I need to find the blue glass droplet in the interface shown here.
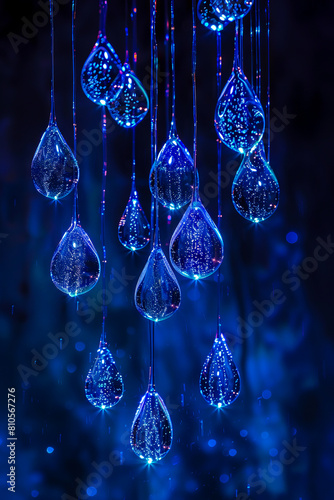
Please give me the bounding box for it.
[118,183,150,251]
[85,340,124,409]
[107,63,149,128]
[81,37,121,105]
[212,0,254,22]
[31,123,79,200]
[200,333,241,407]
[169,194,224,280]
[214,62,265,154]
[135,245,181,322]
[231,141,279,222]
[149,127,196,210]
[50,220,100,297]
[198,0,230,31]
[130,388,173,463]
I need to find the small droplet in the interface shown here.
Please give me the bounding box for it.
[31,123,79,200]
[200,332,241,407]
[118,183,150,251]
[214,60,264,154]
[130,388,173,463]
[212,0,254,22]
[197,0,230,31]
[150,127,196,210]
[107,63,149,128]
[81,34,121,105]
[169,193,223,280]
[85,339,124,409]
[50,220,100,297]
[135,245,181,322]
[231,141,279,222]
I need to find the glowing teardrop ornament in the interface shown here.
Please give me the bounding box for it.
[50,219,100,297]
[118,181,150,251]
[130,387,173,463]
[214,59,265,154]
[212,0,254,22]
[149,125,196,210]
[85,337,124,409]
[134,244,181,322]
[107,63,149,128]
[197,0,230,32]
[169,191,224,280]
[31,122,79,200]
[200,332,241,407]
[232,141,279,222]
[81,0,121,105]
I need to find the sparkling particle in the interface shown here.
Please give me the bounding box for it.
[229,448,237,456]
[208,439,217,448]
[269,448,278,457]
[75,342,86,352]
[87,486,97,497]
[261,432,269,439]
[219,474,229,484]
[286,231,298,244]
[240,429,248,437]
[46,447,54,454]
[262,389,272,400]
[31,491,39,498]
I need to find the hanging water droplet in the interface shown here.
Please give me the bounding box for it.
[232,141,279,222]
[107,63,149,128]
[169,192,224,280]
[31,123,79,200]
[130,388,173,463]
[212,0,254,22]
[135,245,181,322]
[149,126,196,210]
[81,0,121,105]
[85,338,124,409]
[214,61,265,154]
[197,0,230,32]
[200,332,241,407]
[50,220,100,297]
[118,183,150,251]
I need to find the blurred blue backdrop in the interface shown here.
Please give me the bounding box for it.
[0,0,333,499]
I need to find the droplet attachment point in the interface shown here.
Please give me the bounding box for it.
[50,221,100,297]
[130,389,173,463]
[31,123,79,200]
[200,332,241,407]
[85,340,124,409]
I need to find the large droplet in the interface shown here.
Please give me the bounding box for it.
[50,220,100,297]
[31,122,79,200]
[107,63,149,128]
[214,61,265,154]
[200,332,241,407]
[85,338,124,409]
[130,388,173,463]
[149,126,196,210]
[197,0,230,31]
[169,193,224,280]
[81,35,121,105]
[118,182,150,251]
[135,245,181,322]
[232,141,279,222]
[212,0,254,21]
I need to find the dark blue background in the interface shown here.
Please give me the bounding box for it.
[0,0,333,499]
